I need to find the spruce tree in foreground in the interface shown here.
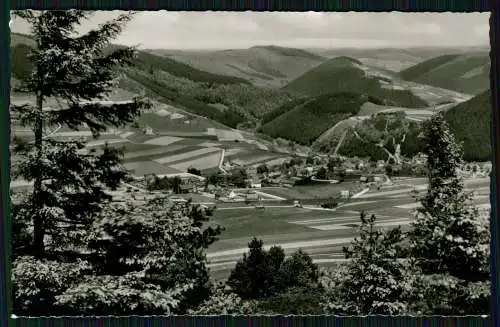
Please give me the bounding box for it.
[323,212,415,315]
[11,10,150,257]
[407,112,490,313]
[409,113,489,279]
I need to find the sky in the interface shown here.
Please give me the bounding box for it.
[10,11,490,50]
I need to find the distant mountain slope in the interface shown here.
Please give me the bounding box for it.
[282,56,428,108]
[399,53,490,95]
[148,45,326,87]
[259,92,380,145]
[10,33,297,129]
[133,51,250,85]
[444,90,491,162]
[306,47,490,72]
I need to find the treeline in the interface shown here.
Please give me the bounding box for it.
[323,100,491,164]
[11,11,222,316]
[10,12,491,317]
[261,97,310,125]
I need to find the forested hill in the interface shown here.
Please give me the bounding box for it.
[10,33,300,129]
[399,53,490,95]
[443,90,491,162]
[282,56,428,109]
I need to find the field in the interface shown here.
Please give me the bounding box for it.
[11,127,295,183]
[260,183,358,200]
[205,177,491,280]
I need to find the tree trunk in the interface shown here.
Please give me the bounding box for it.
[32,91,45,257]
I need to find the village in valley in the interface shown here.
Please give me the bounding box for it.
[10,80,493,281]
[8,10,494,316]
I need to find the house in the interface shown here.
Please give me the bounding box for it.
[165,172,206,183]
[179,184,194,194]
[143,125,154,135]
[340,190,350,199]
[413,153,428,165]
[343,161,357,170]
[361,174,386,184]
[250,180,262,188]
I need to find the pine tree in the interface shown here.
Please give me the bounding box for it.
[407,113,490,314]
[408,113,490,281]
[11,10,150,257]
[324,212,415,315]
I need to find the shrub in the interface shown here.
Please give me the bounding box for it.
[321,199,338,209]
[189,283,257,315]
[256,287,325,315]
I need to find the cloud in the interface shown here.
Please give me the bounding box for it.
[10,11,489,49]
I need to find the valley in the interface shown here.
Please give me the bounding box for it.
[9,32,493,280]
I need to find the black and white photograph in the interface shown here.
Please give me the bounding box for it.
[9,10,492,316]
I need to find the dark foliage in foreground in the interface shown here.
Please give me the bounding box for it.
[227,238,319,300]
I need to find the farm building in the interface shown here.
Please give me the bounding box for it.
[360,174,387,184]
[411,153,428,165]
[179,184,195,194]
[143,125,154,135]
[250,182,262,188]
[165,172,206,183]
[340,190,351,199]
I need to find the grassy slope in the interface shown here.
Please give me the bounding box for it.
[399,53,490,95]
[259,92,377,145]
[444,90,491,162]
[282,56,428,108]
